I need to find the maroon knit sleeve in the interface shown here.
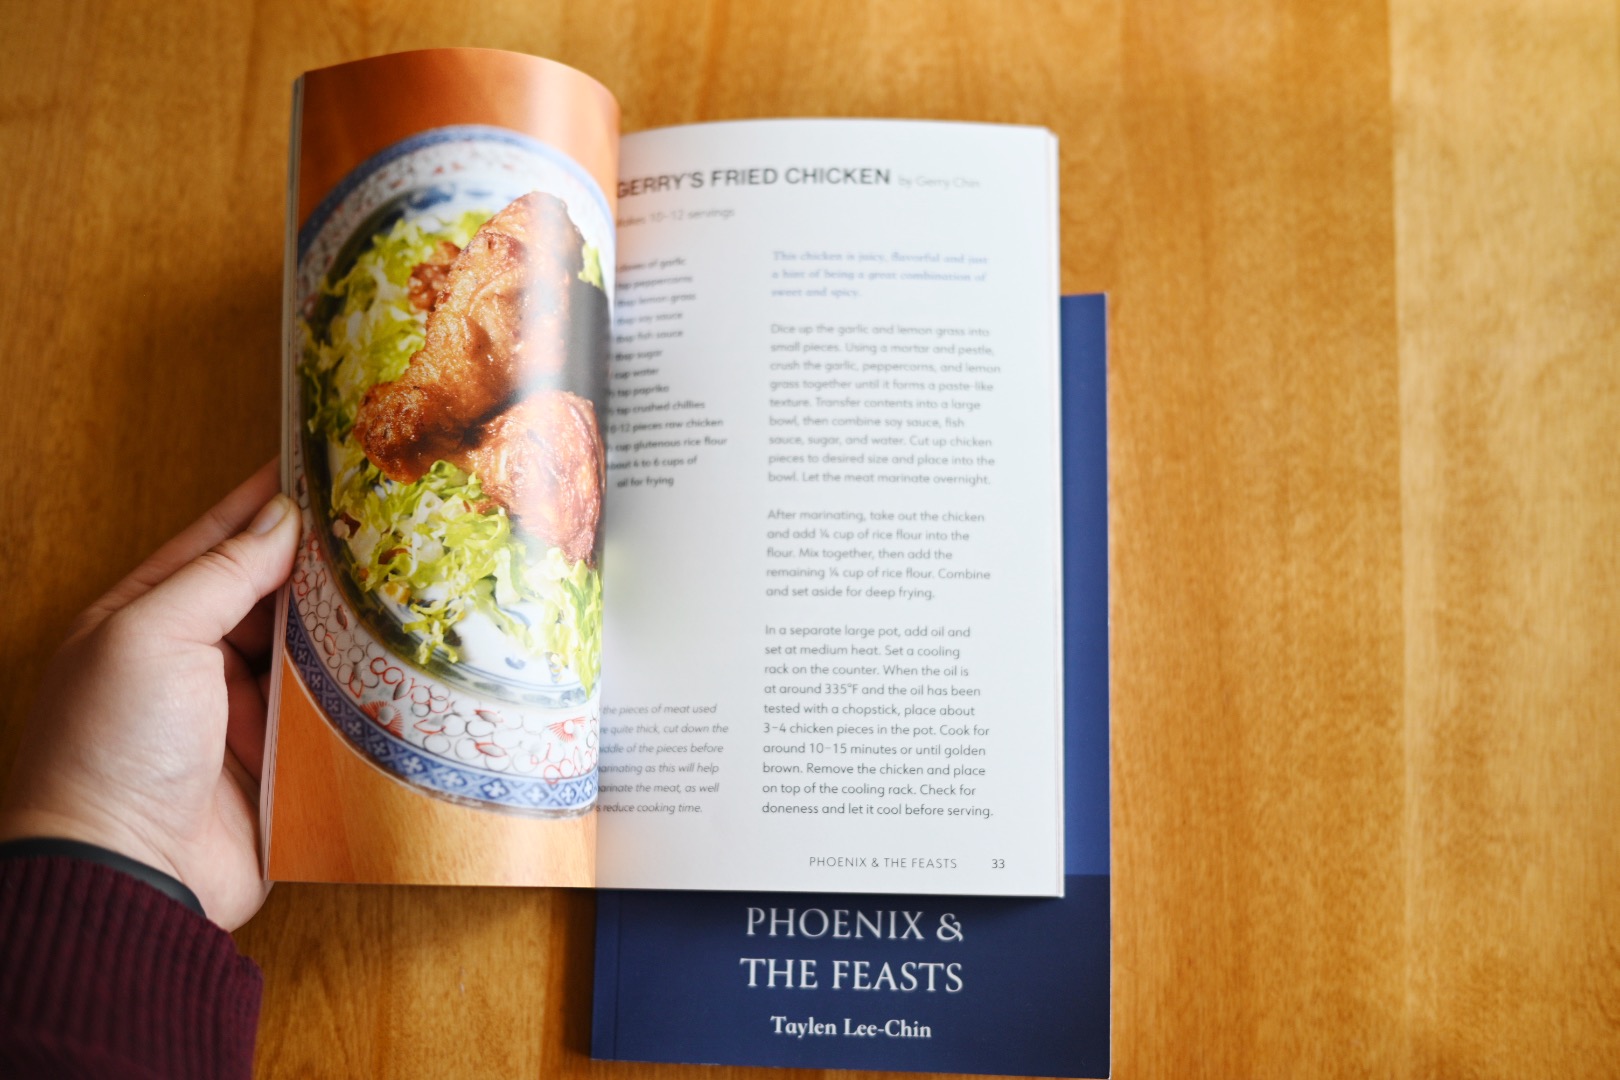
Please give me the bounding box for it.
[0,855,262,1079]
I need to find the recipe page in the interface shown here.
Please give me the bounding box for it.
[597,120,1063,896]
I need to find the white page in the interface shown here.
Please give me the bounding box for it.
[596,120,1062,896]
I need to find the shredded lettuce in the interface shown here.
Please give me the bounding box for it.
[302,211,489,442]
[579,244,604,289]
[301,211,603,694]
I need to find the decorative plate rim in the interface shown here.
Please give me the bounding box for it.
[296,123,613,261]
[285,598,597,815]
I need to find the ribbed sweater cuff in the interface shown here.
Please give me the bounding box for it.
[0,855,262,1079]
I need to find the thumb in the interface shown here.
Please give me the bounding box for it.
[125,493,301,647]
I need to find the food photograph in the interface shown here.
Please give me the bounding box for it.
[284,125,613,816]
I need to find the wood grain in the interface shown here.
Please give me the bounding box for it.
[1,1,1616,1077]
[1392,2,1620,1072]
[1108,2,1407,1074]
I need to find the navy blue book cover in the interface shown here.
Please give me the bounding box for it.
[591,294,1109,1078]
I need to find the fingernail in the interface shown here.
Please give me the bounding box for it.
[248,493,294,535]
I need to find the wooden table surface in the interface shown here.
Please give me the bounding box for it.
[3,1,1617,1076]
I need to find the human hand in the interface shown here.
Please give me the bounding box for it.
[0,462,299,930]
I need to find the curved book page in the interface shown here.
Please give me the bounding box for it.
[264,49,618,887]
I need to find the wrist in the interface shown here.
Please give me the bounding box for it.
[0,804,186,890]
[0,836,206,918]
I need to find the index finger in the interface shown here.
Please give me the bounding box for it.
[74,460,283,632]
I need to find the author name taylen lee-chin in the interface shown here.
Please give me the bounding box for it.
[771,1016,933,1039]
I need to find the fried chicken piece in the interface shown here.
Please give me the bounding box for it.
[449,391,604,564]
[353,192,587,482]
[406,240,460,311]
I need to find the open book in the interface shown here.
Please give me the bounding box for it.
[265,48,1064,896]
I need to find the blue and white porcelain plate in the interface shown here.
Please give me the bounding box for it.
[285,126,609,815]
